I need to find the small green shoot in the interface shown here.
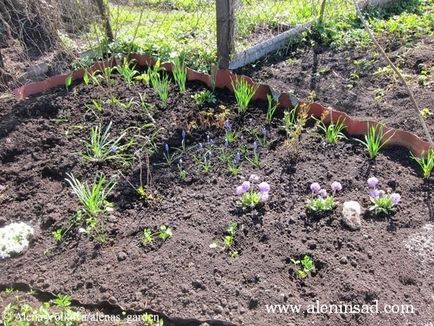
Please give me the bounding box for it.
[291,255,315,279]
[210,222,238,257]
[142,225,173,244]
[232,78,257,114]
[411,149,434,179]
[192,90,216,106]
[172,56,187,93]
[316,117,347,144]
[355,124,394,159]
[266,94,278,124]
[115,58,139,87]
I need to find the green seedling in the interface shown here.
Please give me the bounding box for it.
[142,225,173,244]
[82,122,131,163]
[115,58,139,86]
[411,149,434,179]
[210,222,238,258]
[266,94,278,124]
[316,118,347,144]
[192,90,216,106]
[172,56,187,93]
[291,255,315,279]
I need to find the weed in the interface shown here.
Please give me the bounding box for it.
[210,222,239,258]
[266,94,278,124]
[142,225,173,244]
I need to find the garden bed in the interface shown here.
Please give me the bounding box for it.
[0,62,433,326]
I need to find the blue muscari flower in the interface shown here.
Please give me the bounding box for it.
[224,119,232,131]
[198,143,203,151]
[181,129,186,141]
[261,127,267,137]
[224,138,229,148]
[179,158,183,166]
[234,152,241,164]
[110,145,117,153]
[253,141,258,153]
[164,143,169,153]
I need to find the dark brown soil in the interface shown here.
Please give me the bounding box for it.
[236,37,434,140]
[0,67,433,326]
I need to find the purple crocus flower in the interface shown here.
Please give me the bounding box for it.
[318,189,327,198]
[258,182,270,193]
[367,177,379,189]
[236,186,245,195]
[370,189,380,199]
[241,181,250,192]
[164,143,169,153]
[260,191,269,203]
[331,181,342,193]
[390,193,401,205]
[310,182,321,193]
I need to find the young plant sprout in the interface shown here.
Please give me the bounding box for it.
[246,141,261,168]
[316,117,347,144]
[356,124,394,159]
[162,143,178,165]
[192,90,216,106]
[224,120,238,143]
[367,177,401,215]
[306,181,342,213]
[266,94,278,124]
[82,122,131,164]
[114,58,139,87]
[142,225,173,244]
[177,159,187,180]
[148,63,170,105]
[232,78,257,114]
[65,173,116,218]
[218,139,232,163]
[227,152,241,176]
[210,222,238,258]
[236,175,270,209]
[281,108,298,138]
[411,149,434,179]
[172,56,187,93]
[291,255,315,279]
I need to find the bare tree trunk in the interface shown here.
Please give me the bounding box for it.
[93,0,114,42]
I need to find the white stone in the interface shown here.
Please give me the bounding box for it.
[341,201,362,230]
[0,222,34,259]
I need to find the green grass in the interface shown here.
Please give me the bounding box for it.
[74,0,434,70]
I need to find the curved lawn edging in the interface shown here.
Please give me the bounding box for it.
[12,53,432,157]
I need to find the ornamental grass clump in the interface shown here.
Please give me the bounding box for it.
[367,177,401,215]
[232,78,257,114]
[236,175,270,209]
[306,181,342,213]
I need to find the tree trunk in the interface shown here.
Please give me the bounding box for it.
[93,0,114,42]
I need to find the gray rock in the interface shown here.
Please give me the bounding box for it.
[341,201,362,230]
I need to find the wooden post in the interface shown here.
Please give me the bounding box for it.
[94,0,114,43]
[216,0,234,69]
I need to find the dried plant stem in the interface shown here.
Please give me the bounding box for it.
[351,0,433,147]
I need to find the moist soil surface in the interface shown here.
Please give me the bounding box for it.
[0,65,433,326]
[236,37,434,139]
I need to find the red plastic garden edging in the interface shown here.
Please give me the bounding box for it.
[12,53,432,157]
